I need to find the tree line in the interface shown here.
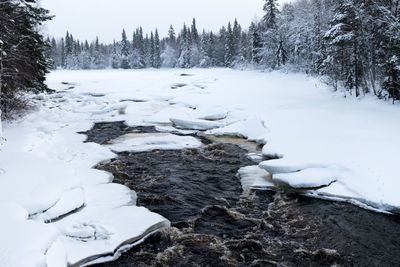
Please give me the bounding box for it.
[48,0,400,102]
[47,18,249,70]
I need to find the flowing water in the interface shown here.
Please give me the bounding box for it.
[80,121,400,267]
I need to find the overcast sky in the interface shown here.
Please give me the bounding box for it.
[41,0,292,43]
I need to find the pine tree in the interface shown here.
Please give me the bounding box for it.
[92,36,102,68]
[120,29,131,69]
[154,29,161,68]
[168,25,177,48]
[383,55,400,103]
[111,40,120,69]
[262,0,281,68]
[250,22,263,64]
[233,19,242,59]
[149,32,155,67]
[225,22,235,67]
[324,0,363,95]
[263,0,279,30]
[178,24,191,68]
[161,26,178,67]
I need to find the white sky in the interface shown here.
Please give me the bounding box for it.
[41,0,292,43]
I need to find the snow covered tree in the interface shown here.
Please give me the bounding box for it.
[324,0,363,95]
[263,0,279,30]
[224,22,235,67]
[153,30,161,68]
[120,29,131,69]
[111,41,120,69]
[162,25,178,67]
[232,19,243,61]
[0,0,52,117]
[383,56,400,103]
[250,22,263,64]
[178,24,192,68]
[261,0,281,68]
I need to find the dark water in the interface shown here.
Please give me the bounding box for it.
[80,122,400,267]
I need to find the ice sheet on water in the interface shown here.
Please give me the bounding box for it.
[107,132,203,153]
[272,168,338,189]
[259,158,328,174]
[207,117,268,144]
[170,117,222,131]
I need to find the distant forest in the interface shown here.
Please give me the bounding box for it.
[47,0,400,102]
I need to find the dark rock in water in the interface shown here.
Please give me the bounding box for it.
[83,121,400,267]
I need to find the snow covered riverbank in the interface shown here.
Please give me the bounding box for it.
[1,68,399,266]
[47,68,400,211]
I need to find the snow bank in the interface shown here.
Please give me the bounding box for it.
[0,89,169,266]
[43,69,400,213]
[2,67,392,266]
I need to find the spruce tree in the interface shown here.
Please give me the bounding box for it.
[263,0,279,30]
[154,30,161,68]
[111,40,120,69]
[383,56,400,103]
[225,22,235,67]
[120,29,131,69]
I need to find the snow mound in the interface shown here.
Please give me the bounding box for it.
[107,133,202,152]
[238,166,273,191]
[272,168,338,189]
[170,117,222,131]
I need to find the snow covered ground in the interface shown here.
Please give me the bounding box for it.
[1,68,400,266]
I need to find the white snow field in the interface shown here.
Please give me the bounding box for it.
[1,68,400,266]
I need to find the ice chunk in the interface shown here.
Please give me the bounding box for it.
[170,118,222,131]
[32,188,85,223]
[55,206,169,266]
[107,133,202,152]
[207,117,268,143]
[273,168,337,189]
[238,166,273,191]
[259,158,328,174]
